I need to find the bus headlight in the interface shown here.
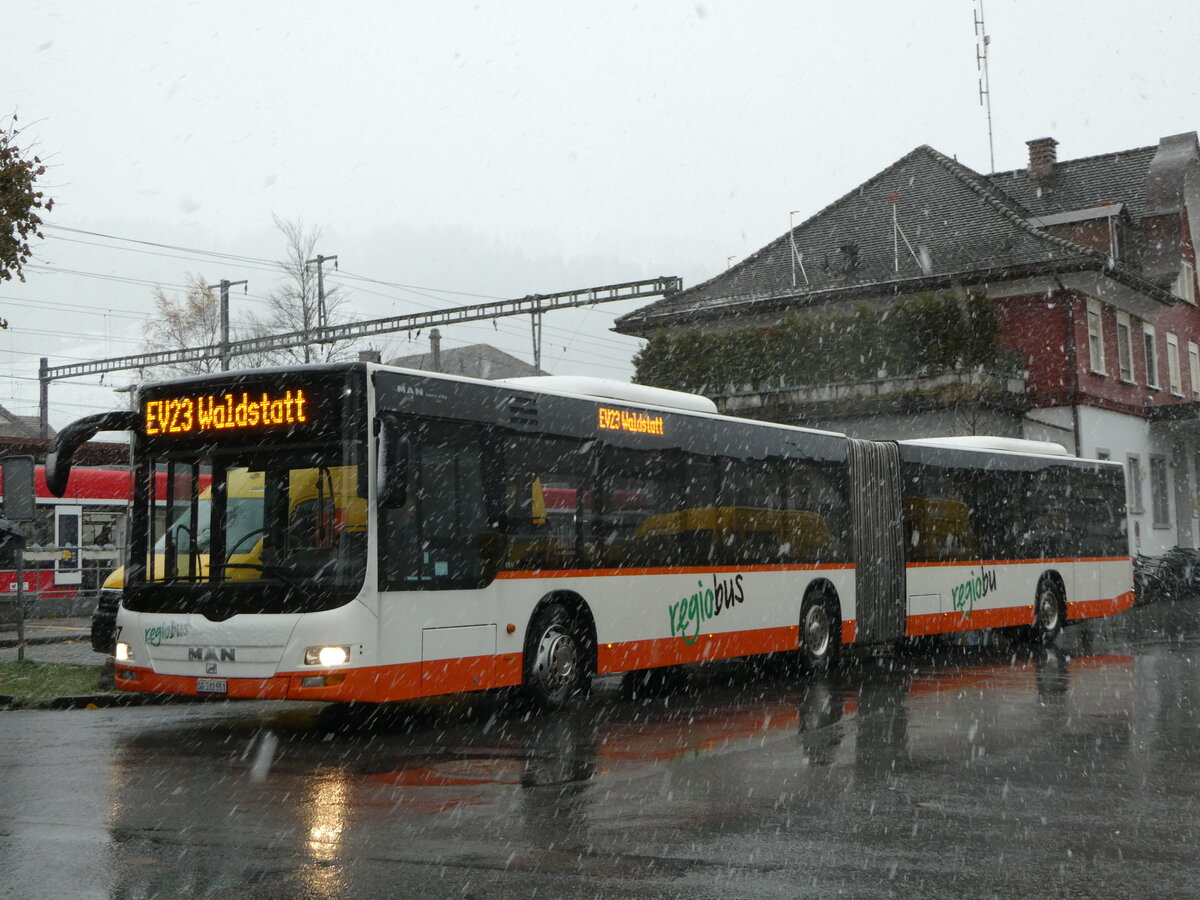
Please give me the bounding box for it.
[305,645,350,667]
[115,642,134,662]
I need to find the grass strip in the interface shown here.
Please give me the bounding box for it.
[0,660,112,703]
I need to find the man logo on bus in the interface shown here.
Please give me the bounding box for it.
[188,646,236,663]
[669,574,746,644]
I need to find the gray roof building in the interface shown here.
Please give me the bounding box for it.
[0,403,52,441]
[615,136,1195,336]
[388,337,540,380]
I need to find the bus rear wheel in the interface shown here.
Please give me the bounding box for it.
[524,604,590,710]
[1031,581,1064,647]
[799,593,840,672]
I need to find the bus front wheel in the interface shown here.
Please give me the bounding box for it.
[799,593,840,672]
[1031,581,1064,647]
[524,604,589,710]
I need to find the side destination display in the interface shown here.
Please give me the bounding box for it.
[598,406,665,436]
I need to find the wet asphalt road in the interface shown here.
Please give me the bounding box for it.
[3,601,1200,899]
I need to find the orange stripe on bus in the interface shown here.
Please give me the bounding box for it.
[596,625,800,673]
[115,652,524,704]
[905,556,1131,568]
[1068,591,1135,619]
[496,563,852,580]
[906,607,1033,636]
[496,558,1128,579]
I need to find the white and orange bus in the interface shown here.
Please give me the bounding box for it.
[46,362,1132,707]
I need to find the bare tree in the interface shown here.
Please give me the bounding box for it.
[143,273,266,375]
[250,216,360,364]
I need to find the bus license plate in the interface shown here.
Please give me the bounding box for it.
[197,678,228,694]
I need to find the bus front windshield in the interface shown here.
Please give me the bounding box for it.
[128,444,366,616]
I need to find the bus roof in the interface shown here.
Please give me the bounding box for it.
[498,375,718,414]
[900,436,1073,458]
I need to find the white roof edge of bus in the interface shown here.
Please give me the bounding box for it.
[900,436,1074,457]
[370,363,846,436]
[496,375,719,414]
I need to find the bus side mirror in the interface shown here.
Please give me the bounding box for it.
[45,410,139,497]
[377,418,409,508]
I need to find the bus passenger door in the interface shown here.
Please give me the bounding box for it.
[848,440,904,644]
[378,420,493,591]
[54,504,83,587]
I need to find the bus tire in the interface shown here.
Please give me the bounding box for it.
[1031,579,1065,647]
[799,591,840,673]
[524,603,589,710]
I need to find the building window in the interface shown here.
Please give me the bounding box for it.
[1144,324,1160,388]
[1176,259,1196,304]
[1150,455,1170,527]
[1096,449,1111,461]
[1190,341,1200,399]
[1087,300,1106,375]
[1168,333,1183,395]
[1116,312,1134,382]
[1128,454,1144,514]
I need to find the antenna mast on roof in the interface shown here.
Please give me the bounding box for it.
[883,194,922,273]
[788,210,809,288]
[974,0,995,173]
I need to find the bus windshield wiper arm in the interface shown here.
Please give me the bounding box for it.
[222,562,302,589]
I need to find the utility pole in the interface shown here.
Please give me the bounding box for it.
[208,279,248,372]
[306,254,338,331]
[38,357,49,438]
[530,311,543,373]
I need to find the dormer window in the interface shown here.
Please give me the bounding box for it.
[1175,258,1196,304]
[839,244,859,273]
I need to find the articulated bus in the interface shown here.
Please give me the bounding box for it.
[46,362,1133,708]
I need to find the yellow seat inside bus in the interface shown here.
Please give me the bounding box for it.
[632,506,834,565]
[108,466,365,587]
[903,496,979,562]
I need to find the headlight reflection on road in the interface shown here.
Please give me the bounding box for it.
[303,769,351,892]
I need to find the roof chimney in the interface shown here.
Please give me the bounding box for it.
[429,328,441,372]
[1026,137,1058,180]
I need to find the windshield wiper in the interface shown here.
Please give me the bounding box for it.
[223,562,303,589]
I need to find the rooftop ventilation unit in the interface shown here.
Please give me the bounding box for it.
[498,376,718,414]
[900,436,1072,457]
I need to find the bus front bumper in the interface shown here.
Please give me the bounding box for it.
[113,664,399,702]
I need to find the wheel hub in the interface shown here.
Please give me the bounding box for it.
[804,605,830,657]
[1037,590,1060,631]
[534,626,577,695]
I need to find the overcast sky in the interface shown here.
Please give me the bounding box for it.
[4,0,1198,428]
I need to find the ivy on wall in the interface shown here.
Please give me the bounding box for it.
[633,289,1005,395]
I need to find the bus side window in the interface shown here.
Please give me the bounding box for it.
[500,434,590,571]
[785,461,846,563]
[591,447,688,568]
[378,422,492,590]
[902,464,978,563]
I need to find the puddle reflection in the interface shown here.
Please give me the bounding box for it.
[100,645,1141,896]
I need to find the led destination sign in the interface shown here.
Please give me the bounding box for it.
[144,389,310,437]
[598,406,665,436]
